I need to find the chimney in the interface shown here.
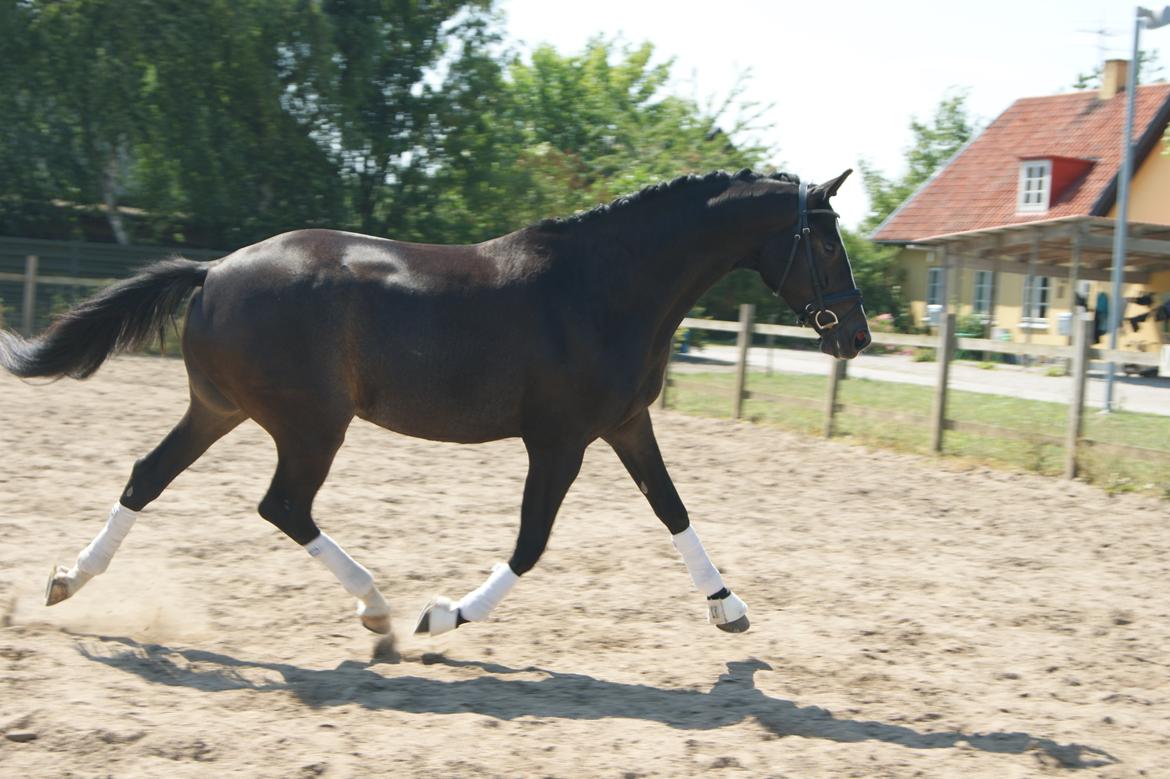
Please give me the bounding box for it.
[1100,59,1129,100]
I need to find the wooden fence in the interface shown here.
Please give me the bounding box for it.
[661,304,1168,480]
[0,240,222,335]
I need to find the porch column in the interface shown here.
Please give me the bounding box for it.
[1066,227,1084,347]
[1021,234,1040,361]
[951,250,965,314]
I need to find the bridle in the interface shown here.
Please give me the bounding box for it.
[774,179,864,333]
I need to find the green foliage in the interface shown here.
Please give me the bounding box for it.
[955,313,988,338]
[1,3,772,252]
[418,37,771,242]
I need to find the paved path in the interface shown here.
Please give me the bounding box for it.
[682,344,1170,417]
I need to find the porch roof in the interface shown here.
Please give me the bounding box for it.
[903,216,1170,283]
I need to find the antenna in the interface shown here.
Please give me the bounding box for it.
[1078,25,1120,66]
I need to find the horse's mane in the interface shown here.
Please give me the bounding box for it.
[536,169,798,231]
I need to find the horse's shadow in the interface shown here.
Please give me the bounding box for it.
[76,635,1114,769]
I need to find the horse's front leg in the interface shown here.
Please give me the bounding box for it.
[415,439,585,636]
[604,409,749,633]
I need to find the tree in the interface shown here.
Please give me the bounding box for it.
[130,0,347,247]
[0,1,158,243]
[1,4,772,259]
[0,0,483,247]
[413,37,772,244]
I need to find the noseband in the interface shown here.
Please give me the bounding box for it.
[774,180,863,333]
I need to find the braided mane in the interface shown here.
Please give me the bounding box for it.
[537,169,798,230]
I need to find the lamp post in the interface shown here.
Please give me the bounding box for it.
[1105,5,1170,412]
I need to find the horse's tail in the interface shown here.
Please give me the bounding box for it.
[0,257,212,380]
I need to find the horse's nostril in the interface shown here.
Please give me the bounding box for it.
[855,329,871,350]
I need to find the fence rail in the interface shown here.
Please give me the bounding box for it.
[0,240,223,336]
[671,306,1170,481]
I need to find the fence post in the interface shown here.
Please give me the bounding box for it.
[21,254,38,336]
[929,312,956,453]
[765,328,775,375]
[823,358,845,437]
[732,303,755,419]
[1064,313,1094,479]
[657,348,671,410]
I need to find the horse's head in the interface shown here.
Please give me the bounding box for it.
[757,170,870,359]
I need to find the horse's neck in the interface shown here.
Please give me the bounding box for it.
[600,202,769,335]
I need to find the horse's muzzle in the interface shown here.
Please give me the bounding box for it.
[819,323,871,360]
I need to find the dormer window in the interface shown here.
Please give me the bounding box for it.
[1017,160,1052,212]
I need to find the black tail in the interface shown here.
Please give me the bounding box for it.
[0,257,211,379]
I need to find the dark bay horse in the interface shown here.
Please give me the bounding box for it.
[0,169,869,637]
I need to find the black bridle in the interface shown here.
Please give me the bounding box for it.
[775,179,863,333]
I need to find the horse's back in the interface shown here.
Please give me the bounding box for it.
[181,228,571,443]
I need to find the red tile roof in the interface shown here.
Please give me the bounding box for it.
[872,84,1170,243]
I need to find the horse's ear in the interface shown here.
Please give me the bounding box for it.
[817,169,853,200]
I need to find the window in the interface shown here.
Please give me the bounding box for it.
[1017,160,1052,213]
[973,270,994,316]
[1023,276,1050,325]
[927,266,946,306]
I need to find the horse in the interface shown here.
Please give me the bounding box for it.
[0,169,869,638]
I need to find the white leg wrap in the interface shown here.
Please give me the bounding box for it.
[456,562,519,622]
[304,532,375,599]
[76,503,138,576]
[671,526,725,598]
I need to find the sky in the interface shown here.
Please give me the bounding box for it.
[498,0,1163,228]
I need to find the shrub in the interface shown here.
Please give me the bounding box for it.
[955,313,989,338]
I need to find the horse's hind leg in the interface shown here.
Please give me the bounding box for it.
[604,409,749,633]
[46,397,245,605]
[255,420,392,635]
[415,438,585,637]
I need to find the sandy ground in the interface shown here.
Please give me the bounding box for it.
[1,355,1168,778]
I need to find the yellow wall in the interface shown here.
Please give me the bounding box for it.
[896,248,930,326]
[1112,144,1170,226]
[896,247,1079,345]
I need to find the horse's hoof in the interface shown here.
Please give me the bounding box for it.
[707,590,748,632]
[45,565,73,606]
[414,597,459,637]
[716,615,751,633]
[361,613,391,635]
